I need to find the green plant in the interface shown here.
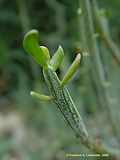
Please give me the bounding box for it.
[23,29,88,142]
[78,0,120,143]
[23,29,120,159]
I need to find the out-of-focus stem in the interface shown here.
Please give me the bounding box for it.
[92,0,120,65]
[92,0,120,143]
[45,0,66,37]
[82,138,120,160]
[16,0,30,33]
[79,0,119,142]
[78,0,106,110]
[16,0,41,81]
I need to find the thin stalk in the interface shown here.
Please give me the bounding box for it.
[79,0,119,143]
[16,0,40,80]
[16,0,30,33]
[81,138,120,160]
[45,0,66,37]
[92,0,120,143]
[92,0,120,65]
[77,1,106,111]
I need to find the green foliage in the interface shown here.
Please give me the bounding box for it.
[23,29,50,68]
[50,45,64,71]
[23,29,88,142]
[0,0,120,159]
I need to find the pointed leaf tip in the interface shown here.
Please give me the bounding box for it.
[76,53,81,62]
[61,53,81,86]
[50,45,64,71]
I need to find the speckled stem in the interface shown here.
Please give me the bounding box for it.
[43,67,88,142]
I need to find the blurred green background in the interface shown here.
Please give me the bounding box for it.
[0,0,120,159]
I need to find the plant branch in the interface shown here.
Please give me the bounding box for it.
[92,0,120,65]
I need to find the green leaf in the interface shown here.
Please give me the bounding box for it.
[50,45,64,71]
[23,29,50,68]
[30,91,53,101]
[61,54,81,86]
